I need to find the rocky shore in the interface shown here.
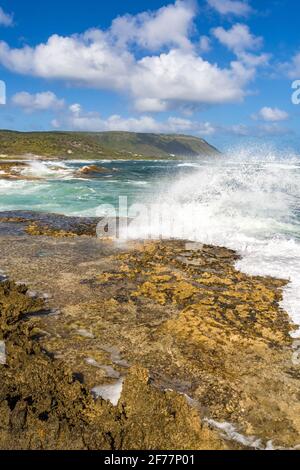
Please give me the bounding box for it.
[0,212,300,450]
[0,160,116,182]
[0,161,38,181]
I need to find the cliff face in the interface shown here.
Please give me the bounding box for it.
[0,130,219,159]
[0,213,300,449]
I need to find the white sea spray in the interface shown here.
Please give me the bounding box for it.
[126,146,300,336]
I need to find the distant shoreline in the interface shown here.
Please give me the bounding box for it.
[0,130,220,160]
[0,153,204,162]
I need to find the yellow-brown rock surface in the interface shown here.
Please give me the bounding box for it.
[0,215,300,449]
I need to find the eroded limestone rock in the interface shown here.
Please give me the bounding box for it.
[0,219,300,449]
[0,280,226,450]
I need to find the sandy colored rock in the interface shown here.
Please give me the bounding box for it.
[0,280,225,449]
[76,164,112,177]
[0,214,300,449]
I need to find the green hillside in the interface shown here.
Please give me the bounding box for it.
[0,130,220,160]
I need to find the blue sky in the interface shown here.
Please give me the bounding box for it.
[0,0,299,151]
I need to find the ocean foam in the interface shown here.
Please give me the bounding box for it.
[1,152,300,335]
[206,418,300,450]
[92,378,124,406]
[20,161,73,179]
[126,149,300,336]
[206,419,263,449]
[0,341,6,365]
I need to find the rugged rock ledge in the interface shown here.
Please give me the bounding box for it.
[0,280,225,450]
[0,213,300,449]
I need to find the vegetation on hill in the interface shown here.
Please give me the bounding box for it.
[0,130,220,160]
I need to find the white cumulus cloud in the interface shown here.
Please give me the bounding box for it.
[0,6,13,27]
[110,0,195,51]
[12,91,65,112]
[237,51,271,67]
[207,0,253,16]
[0,2,265,113]
[132,49,254,111]
[285,52,300,79]
[0,32,134,90]
[199,35,211,53]
[255,107,289,122]
[52,103,217,136]
[212,23,263,53]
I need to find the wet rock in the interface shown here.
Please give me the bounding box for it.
[0,219,300,449]
[76,165,112,177]
[0,161,41,181]
[0,281,226,449]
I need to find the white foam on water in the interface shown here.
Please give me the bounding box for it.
[92,378,124,406]
[77,329,94,339]
[125,180,149,186]
[206,419,263,449]
[0,178,45,189]
[20,161,73,179]
[87,360,120,379]
[0,179,51,211]
[177,162,201,168]
[0,341,6,365]
[126,146,300,336]
[206,418,300,450]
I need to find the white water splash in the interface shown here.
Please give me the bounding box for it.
[92,378,124,406]
[126,146,300,336]
[0,341,6,365]
[20,161,73,179]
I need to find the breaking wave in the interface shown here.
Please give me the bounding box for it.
[126,146,300,336]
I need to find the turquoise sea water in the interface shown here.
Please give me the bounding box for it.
[1,155,300,335]
[0,159,192,215]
